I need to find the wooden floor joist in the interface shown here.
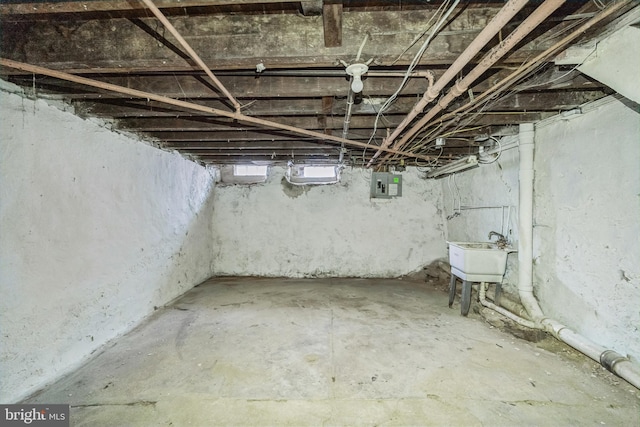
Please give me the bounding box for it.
[0,58,438,162]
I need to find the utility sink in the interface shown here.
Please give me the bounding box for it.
[447,241,516,316]
[447,241,515,283]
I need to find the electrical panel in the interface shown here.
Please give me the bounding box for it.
[371,172,402,199]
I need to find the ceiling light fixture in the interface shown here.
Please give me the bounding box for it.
[426,155,479,179]
[345,63,369,93]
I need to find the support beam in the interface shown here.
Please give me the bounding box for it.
[15,74,437,99]
[0,0,298,15]
[78,92,597,119]
[323,1,343,47]
[301,1,323,16]
[140,0,241,112]
[114,110,564,132]
[10,70,603,100]
[2,9,556,72]
[0,58,435,162]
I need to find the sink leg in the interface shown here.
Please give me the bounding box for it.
[448,275,457,308]
[461,280,472,316]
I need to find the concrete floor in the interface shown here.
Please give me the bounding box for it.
[27,277,639,426]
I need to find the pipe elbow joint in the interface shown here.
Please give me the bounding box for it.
[450,81,467,97]
[426,86,440,102]
[600,350,629,374]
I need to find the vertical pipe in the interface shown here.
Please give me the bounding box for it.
[518,123,545,320]
[453,122,640,389]
[340,87,355,162]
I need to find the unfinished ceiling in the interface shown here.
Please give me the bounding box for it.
[0,0,635,168]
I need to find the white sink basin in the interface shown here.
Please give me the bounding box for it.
[447,241,515,282]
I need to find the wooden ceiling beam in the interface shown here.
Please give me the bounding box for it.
[12,70,603,101]
[0,1,300,16]
[11,74,438,99]
[323,1,343,47]
[184,149,339,156]
[2,8,560,72]
[116,111,557,132]
[0,57,439,161]
[163,141,336,150]
[143,129,385,142]
[77,89,604,124]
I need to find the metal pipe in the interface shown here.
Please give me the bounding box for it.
[0,58,437,162]
[366,0,530,166]
[425,0,631,139]
[476,123,640,390]
[140,0,242,112]
[374,0,567,167]
[340,86,356,163]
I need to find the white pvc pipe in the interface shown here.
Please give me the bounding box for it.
[478,283,536,329]
[517,123,545,320]
[480,123,640,389]
[541,318,640,389]
[473,123,640,389]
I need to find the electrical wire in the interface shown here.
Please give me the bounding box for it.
[363,0,459,162]
[478,135,502,164]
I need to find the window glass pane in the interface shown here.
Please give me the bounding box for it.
[233,165,268,176]
[303,166,336,178]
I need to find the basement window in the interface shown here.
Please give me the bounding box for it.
[303,166,338,178]
[285,164,340,185]
[233,165,268,176]
[218,164,269,185]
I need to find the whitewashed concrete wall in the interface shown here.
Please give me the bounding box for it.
[533,96,640,362]
[443,96,640,362]
[0,84,216,402]
[212,167,446,277]
[442,137,521,294]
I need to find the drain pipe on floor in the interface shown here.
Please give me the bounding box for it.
[479,123,640,389]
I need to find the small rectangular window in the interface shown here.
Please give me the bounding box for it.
[219,164,269,185]
[285,164,340,185]
[233,165,268,176]
[303,166,337,178]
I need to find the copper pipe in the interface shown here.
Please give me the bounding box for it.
[424,0,632,132]
[140,0,242,112]
[0,58,436,162]
[366,0,530,166]
[374,0,567,167]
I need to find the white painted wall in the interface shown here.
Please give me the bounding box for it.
[442,138,521,294]
[0,84,216,402]
[212,167,446,277]
[443,96,640,362]
[534,96,640,362]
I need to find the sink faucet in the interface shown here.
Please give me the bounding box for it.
[488,231,508,246]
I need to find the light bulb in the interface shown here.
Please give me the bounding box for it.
[351,75,364,93]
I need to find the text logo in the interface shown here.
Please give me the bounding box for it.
[1,405,69,427]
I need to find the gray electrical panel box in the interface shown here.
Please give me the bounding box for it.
[371,172,402,198]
